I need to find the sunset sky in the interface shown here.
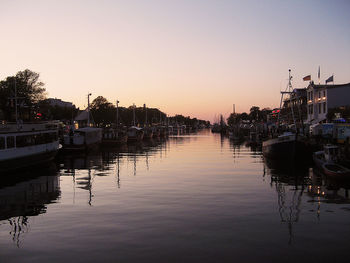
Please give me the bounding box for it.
[1,0,349,122]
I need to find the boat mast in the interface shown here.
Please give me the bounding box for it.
[116,100,119,128]
[87,93,92,127]
[288,70,297,131]
[277,70,296,131]
[14,78,18,125]
[144,104,148,127]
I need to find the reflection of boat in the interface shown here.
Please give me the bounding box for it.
[0,121,60,172]
[262,132,310,164]
[313,145,350,177]
[0,169,60,246]
[63,127,102,151]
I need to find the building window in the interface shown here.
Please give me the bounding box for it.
[308,104,313,115]
[319,91,321,98]
[319,103,321,114]
[323,102,326,113]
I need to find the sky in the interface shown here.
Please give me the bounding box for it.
[1,0,349,122]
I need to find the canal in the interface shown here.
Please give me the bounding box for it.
[1,129,350,262]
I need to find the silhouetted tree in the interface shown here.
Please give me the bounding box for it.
[0,69,46,121]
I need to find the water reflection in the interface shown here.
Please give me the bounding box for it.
[0,164,60,247]
[57,138,170,205]
[264,158,350,244]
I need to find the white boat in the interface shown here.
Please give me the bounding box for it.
[62,93,102,151]
[0,121,60,172]
[63,127,102,151]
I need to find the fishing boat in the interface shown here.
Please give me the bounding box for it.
[143,127,153,140]
[262,132,309,163]
[101,100,127,145]
[313,145,350,177]
[142,104,153,140]
[63,127,102,151]
[127,126,144,142]
[102,127,127,145]
[0,121,60,172]
[152,126,160,138]
[62,93,102,151]
[262,70,310,164]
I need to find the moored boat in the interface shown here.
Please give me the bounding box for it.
[63,127,102,151]
[262,132,310,164]
[102,127,127,145]
[0,121,60,172]
[127,126,144,142]
[313,144,350,177]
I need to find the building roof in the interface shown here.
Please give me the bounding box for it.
[308,82,350,90]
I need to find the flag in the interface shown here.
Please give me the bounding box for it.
[325,75,333,84]
[303,75,311,81]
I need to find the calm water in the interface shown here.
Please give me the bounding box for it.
[1,129,350,262]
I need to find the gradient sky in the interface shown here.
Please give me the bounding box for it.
[1,0,349,122]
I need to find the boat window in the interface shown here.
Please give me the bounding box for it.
[0,137,4,149]
[6,136,15,148]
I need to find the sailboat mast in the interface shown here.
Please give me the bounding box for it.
[87,93,92,127]
[116,100,119,128]
[288,70,297,131]
[14,78,18,125]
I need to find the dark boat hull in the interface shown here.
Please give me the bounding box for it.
[0,150,57,173]
[262,136,311,164]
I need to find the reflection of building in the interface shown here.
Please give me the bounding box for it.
[306,82,350,124]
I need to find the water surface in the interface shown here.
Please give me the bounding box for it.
[1,130,350,262]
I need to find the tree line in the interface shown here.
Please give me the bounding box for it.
[0,69,209,127]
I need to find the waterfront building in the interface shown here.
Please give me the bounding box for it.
[306,82,350,124]
[283,88,307,121]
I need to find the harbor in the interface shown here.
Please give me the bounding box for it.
[1,1,350,262]
[1,130,350,262]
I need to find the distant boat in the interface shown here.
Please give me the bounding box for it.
[63,93,102,151]
[313,144,350,177]
[0,121,60,171]
[127,126,144,142]
[143,127,153,140]
[102,127,127,145]
[101,100,127,145]
[63,127,102,151]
